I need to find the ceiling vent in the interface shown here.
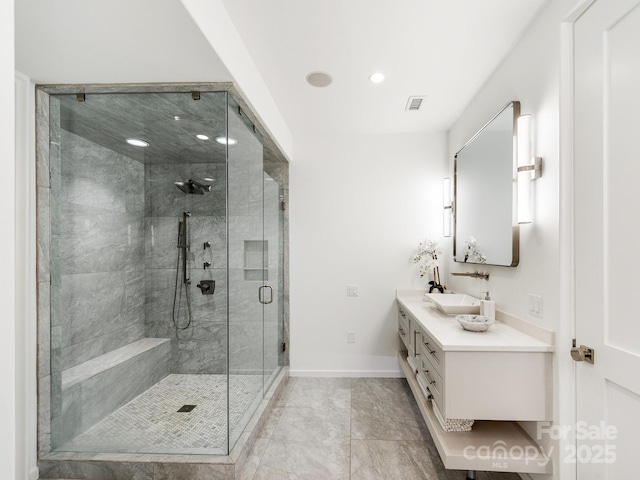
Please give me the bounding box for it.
[405,96,425,112]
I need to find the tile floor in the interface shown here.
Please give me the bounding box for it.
[61,374,264,454]
[237,377,523,480]
[44,377,524,479]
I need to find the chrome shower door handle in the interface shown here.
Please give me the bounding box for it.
[264,285,273,304]
[258,285,274,304]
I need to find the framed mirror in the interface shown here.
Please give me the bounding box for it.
[454,101,520,267]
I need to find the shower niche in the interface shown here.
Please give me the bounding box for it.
[38,88,287,459]
[244,240,268,281]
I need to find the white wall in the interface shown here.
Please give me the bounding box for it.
[446,1,579,479]
[446,1,567,329]
[1,0,16,479]
[14,72,38,480]
[290,132,447,376]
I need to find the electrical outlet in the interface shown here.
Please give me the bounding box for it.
[347,285,359,297]
[528,294,543,318]
[347,332,356,343]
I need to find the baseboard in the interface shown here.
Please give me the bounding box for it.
[29,466,39,480]
[289,369,405,378]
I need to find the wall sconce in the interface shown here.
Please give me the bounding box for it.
[516,114,542,224]
[443,177,452,237]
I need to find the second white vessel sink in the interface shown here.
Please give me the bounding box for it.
[424,293,481,315]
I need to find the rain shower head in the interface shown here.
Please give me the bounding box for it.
[175,179,212,195]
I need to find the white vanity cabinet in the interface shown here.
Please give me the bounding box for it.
[397,308,411,353]
[398,306,421,372]
[396,290,554,475]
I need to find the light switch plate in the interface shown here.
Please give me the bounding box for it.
[347,285,359,297]
[528,294,543,318]
[347,332,355,343]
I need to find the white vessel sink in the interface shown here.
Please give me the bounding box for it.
[424,293,481,315]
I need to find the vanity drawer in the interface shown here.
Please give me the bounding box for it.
[398,311,410,350]
[409,318,421,359]
[418,353,444,414]
[420,330,444,377]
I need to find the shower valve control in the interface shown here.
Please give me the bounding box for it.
[196,280,215,295]
[203,261,211,269]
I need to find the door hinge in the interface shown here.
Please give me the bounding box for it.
[281,342,287,352]
[571,339,594,364]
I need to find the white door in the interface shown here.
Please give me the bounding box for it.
[574,0,640,477]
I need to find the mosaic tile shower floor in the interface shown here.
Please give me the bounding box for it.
[61,374,264,454]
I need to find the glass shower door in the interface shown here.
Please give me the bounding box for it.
[263,173,284,392]
[226,96,265,451]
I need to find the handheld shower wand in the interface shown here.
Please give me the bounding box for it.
[172,211,193,330]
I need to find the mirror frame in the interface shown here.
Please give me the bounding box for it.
[453,101,520,267]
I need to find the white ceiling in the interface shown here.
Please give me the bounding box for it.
[15,0,232,84]
[221,0,549,136]
[15,0,548,140]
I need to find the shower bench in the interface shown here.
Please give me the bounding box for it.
[59,337,171,445]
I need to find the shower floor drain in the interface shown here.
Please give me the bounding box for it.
[177,405,196,412]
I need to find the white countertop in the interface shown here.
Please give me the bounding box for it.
[397,291,554,353]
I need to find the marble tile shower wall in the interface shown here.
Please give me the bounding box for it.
[144,163,228,374]
[55,130,146,371]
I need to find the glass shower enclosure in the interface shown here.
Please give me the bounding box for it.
[45,90,284,455]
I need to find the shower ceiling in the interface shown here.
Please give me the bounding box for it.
[58,92,258,164]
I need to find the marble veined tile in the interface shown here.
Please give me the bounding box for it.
[284,377,351,410]
[153,463,233,480]
[61,323,145,371]
[351,401,429,441]
[351,378,430,441]
[61,271,128,346]
[60,204,144,275]
[271,405,350,447]
[62,338,169,389]
[58,460,154,480]
[253,439,350,480]
[351,439,448,480]
[61,131,130,213]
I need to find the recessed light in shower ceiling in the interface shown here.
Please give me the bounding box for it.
[126,138,149,147]
[215,136,238,145]
[196,134,210,140]
[306,71,333,88]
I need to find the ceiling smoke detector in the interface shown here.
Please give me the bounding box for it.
[405,96,426,111]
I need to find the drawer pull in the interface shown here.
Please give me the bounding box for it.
[399,328,406,336]
[399,310,406,317]
[424,342,440,363]
[423,369,436,386]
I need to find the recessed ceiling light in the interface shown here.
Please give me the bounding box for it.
[126,138,149,147]
[174,115,182,121]
[204,177,215,182]
[306,71,333,88]
[215,136,238,145]
[196,134,209,140]
[369,72,385,84]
